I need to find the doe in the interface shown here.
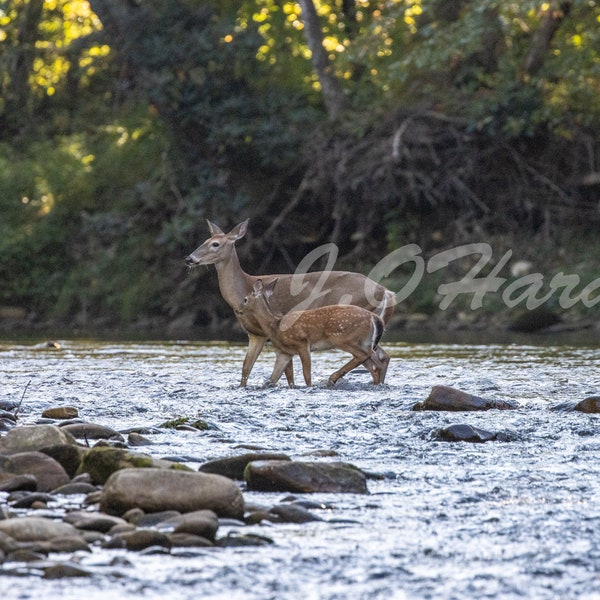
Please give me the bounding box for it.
[236,279,390,387]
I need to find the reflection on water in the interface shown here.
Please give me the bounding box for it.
[0,339,599,599]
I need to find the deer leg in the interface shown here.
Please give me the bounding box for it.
[364,353,381,385]
[327,349,370,387]
[283,360,295,387]
[296,345,313,387]
[241,334,267,387]
[268,352,294,387]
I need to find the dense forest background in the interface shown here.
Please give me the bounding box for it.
[1,0,599,338]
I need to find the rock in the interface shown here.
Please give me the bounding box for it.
[575,396,600,413]
[0,418,16,433]
[78,446,191,485]
[110,529,172,551]
[127,432,153,446]
[167,510,219,541]
[508,307,561,332]
[199,452,291,480]
[0,451,70,492]
[35,536,92,553]
[64,511,128,533]
[168,533,214,547]
[6,549,46,562]
[41,444,85,478]
[51,481,97,495]
[43,561,92,578]
[0,473,37,492]
[42,406,79,420]
[434,424,498,443]
[244,460,368,494]
[0,425,77,455]
[414,385,518,411]
[0,530,21,553]
[216,533,274,547]
[99,468,244,519]
[0,517,81,542]
[267,503,323,523]
[60,422,124,442]
[9,492,55,509]
[127,510,182,528]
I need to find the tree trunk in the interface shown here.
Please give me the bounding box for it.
[297,0,346,120]
[524,2,572,75]
[1,0,44,136]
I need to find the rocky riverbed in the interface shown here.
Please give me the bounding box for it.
[0,340,599,599]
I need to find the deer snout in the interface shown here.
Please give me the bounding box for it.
[184,255,197,267]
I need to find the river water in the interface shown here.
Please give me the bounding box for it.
[0,339,599,599]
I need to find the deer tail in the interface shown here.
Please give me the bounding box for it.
[372,315,384,350]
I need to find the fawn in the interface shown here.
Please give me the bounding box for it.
[236,279,390,387]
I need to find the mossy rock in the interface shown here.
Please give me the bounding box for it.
[77,446,191,485]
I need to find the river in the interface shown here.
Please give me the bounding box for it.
[0,338,599,599]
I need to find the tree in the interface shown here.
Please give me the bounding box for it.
[297,0,346,119]
[0,0,44,136]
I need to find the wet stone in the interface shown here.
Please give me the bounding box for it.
[0,473,37,493]
[574,396,600,413]
[127,432,153,446]
[244,460,368,494]
[51,482,97,495]
[413,385,518,411]
[42,406,79,420]
[9,492,55,509]
[168,533,214,548]
[0,516,82,542]
[434,424,498,443]
[100,468,244,519]
[112,529,172,552]
[0,425,77,455]
[43,561,92,578]
[216,533,274,547]
[199,452,291,480]
[0,451,70,492]
[267,503,324,523]
[60,422,125,442]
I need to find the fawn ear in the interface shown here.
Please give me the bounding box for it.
[252,279,264,295]
[263,278,278,298]
[228,219,249,241]
[207,220,224,235]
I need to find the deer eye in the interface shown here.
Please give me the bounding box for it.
[210,241,220,249]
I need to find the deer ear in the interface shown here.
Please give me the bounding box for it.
[264,278,278,298]
[252,279,264,295]
[207,220,224,235]
[228,219,249,241]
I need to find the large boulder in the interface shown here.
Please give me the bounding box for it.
[413,385,518,411]
[0,451,70,492]
[99,468,244,519]
[0,425,77,455]
[244,460,368,494]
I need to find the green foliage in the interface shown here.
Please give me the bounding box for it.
[1,0,599,333]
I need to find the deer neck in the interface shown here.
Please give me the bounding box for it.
[251,299,282,339]
[213,248,253,310]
